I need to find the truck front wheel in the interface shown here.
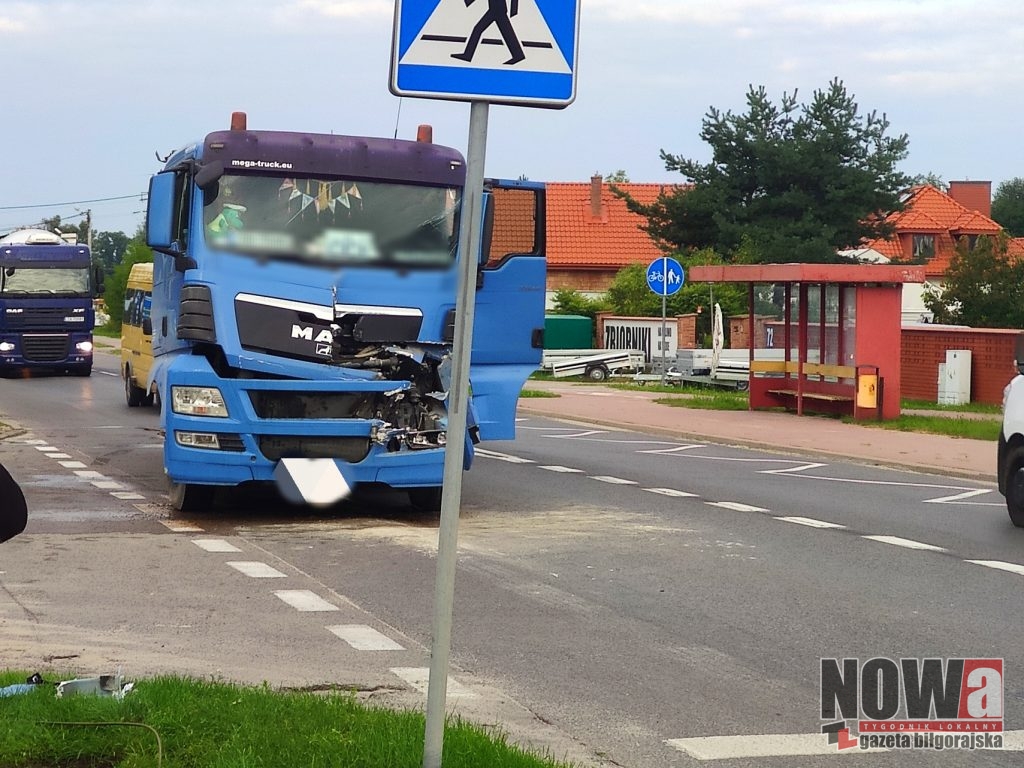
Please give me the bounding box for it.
[1007,460,1024,528]
[169,481,215,513]
[408,486,442,513]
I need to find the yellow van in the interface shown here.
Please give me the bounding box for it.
[121,262,155,407]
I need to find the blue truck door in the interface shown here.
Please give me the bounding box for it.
[470,180,546,440]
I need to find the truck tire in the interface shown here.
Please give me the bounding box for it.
[408,486,443,513]
[586,365,608,382]
[1005,448,1024,527]
[168,481,215,513]
[124,365,146,407]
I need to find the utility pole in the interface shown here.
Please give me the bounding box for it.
[85,209,92,251]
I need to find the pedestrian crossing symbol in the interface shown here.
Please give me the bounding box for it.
[391,0,579,107]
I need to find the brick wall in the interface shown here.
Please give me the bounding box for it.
[901,326,1020,405]
[547,269,616,293]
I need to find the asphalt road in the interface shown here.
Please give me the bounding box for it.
[1,348,1022,767]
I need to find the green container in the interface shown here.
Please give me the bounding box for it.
[544,315,593,349]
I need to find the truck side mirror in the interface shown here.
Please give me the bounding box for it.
[0,462,27,543]
[142,317,153,336]
[93,265,105,296]
[147,171,180,255]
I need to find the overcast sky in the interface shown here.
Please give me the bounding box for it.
[1,0,1021,237]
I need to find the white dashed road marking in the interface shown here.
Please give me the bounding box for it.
[58,460,87,469]
[389,667,477,698]
[760,462,827,474]
[227,561,287,578]
[707,501,769,513]
[644,488,699,498]
[192,539,242,553]
[74,470,106,479]
[474,448,535,464]
[966,560,1024,577]
[666,733,885,759]
[111,491,146,500]
[160,520,205,533]
[667,730,1024,759]
[46,453,72,459]
[328,625,405,651]
[862,535,946,552]
[775,516,847,530]
[539,465,584,473]
[924,488,998,505]
[589,475,638,485]
[91,480,125,490]
[273,590,339,612]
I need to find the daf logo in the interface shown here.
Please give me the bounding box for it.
[291,324,333,344]
[5,308,23,314]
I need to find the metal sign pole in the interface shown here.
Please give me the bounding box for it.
[422,100,489,768]
[660,257,668,385]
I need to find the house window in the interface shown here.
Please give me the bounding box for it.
[912,234,935,260]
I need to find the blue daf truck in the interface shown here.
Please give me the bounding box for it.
[146,113,546,511]
[0,229,101,377]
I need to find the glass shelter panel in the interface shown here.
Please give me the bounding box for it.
[841,286,857,366]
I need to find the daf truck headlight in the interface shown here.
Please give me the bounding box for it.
[75,341,94,353]
[0,342,14,352]
[171,386,229,417]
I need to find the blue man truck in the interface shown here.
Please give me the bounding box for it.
[0,229,101,377]
[146,112,546,511]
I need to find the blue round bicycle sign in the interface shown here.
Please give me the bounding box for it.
[647,257,685,296]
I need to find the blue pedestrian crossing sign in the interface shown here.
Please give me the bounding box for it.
[390,0,580,108]
[647,257,685,296]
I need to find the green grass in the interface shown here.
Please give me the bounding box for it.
[844,414,1003,441]
[520,389,560,398]
[901,398,1002,416]
[0,673,577,768]
[653,392,750,411]
[93,324,120,339]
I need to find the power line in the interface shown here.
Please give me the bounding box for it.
[0,193,146,211]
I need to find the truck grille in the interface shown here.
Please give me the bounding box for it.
[5,307,76,329]
[248,391,368,420]
[257,436,370,463]
[23,334,70,362]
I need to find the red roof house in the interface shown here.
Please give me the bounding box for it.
[861,181,1007,278]
[544,176,679,295]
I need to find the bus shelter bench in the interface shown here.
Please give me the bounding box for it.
[750,361,879,417]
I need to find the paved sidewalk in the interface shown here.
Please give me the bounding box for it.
[517,380,997,483]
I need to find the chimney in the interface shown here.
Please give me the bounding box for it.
[948,181,992,217]
[590,174,603,217]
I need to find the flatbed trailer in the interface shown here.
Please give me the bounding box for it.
[543,349,646,381]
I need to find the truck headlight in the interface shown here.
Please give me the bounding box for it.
[0,342,14,352]
[171,386,229,417]
[75,341,94,353]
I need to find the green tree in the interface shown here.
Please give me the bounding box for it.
[602,170,630,183]
[911,172,947,191]
[603,251,748,344]
[550,288,608,320]
[104,237,154,329]
[621,80,911,264]
[923,234,1024,327]
[992,177,1024,237]
[92,230,130,274]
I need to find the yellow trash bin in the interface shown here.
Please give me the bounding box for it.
[857,373,878,409]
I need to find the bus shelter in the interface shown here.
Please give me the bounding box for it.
[689,263,925,420]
